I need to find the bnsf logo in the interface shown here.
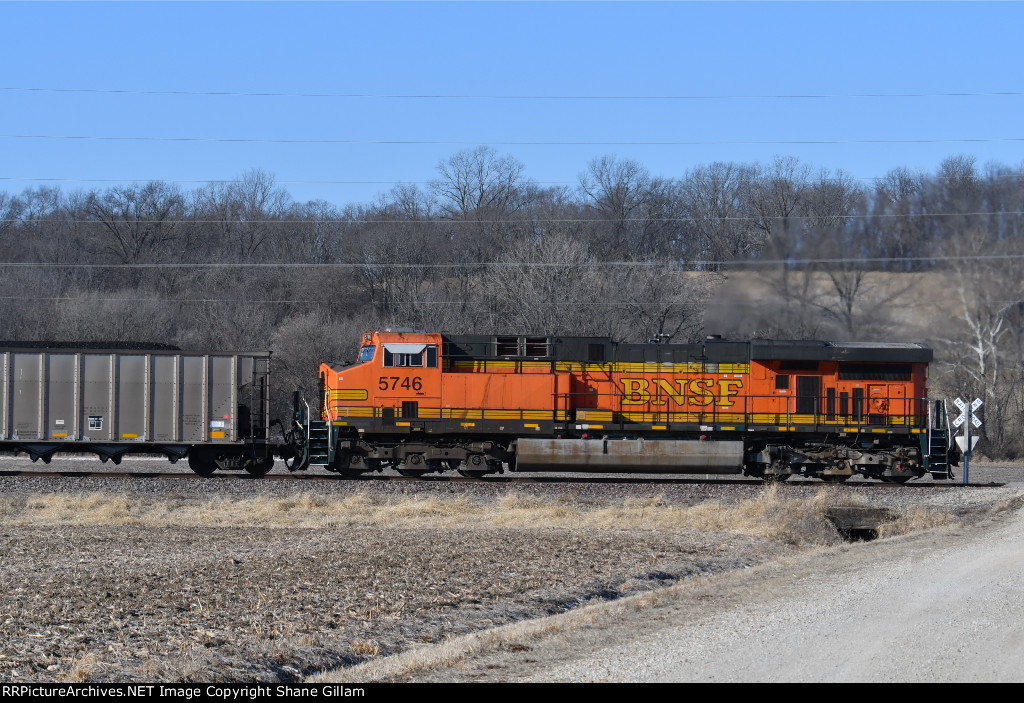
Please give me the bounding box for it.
[619,378,744,407]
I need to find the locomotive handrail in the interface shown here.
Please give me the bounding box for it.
[304,397,311,446]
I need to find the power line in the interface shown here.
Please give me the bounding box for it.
[0,176,577,187]
[4,133,1024,147]
[2,211,1022,225]
[5,87,1024,100]
[3,172,1022,187]
[0,295,692,306]
[1,254,1023,270]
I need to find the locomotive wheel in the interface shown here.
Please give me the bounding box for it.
[327,453,368,478]
[459,456,493,478]
[398,455,429,476]
[244,455,275,477]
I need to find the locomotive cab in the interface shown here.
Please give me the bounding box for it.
[320,330,443,428]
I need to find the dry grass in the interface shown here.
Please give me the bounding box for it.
[877,505,960,537]
[67,652,102,682]
[0,486,879,545]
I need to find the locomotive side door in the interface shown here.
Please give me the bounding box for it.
[888,382,907,425]
[868,383,889,425]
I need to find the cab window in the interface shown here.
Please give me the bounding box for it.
[358,345,376,363]
[383,345,438,368]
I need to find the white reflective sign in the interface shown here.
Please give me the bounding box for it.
[955,435,980,452]
[971,398,983,412]
[954,398,966,411]
[972,414,983,428]
[953,413,966,428]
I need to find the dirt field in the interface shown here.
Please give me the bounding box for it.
[0,457,1017,683]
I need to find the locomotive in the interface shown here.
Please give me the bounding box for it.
[282,329,957,482]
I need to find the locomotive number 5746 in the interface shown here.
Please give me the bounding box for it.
[378,376,423,391]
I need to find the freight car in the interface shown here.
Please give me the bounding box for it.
[284,330,957,482]
[0,345,276,476]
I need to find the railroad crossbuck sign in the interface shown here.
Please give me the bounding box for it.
[953,397,982,453]
[952,397,982,429]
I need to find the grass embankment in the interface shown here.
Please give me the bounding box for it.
[0,486,955,541]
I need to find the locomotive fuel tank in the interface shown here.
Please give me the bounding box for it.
[515,437,744,473]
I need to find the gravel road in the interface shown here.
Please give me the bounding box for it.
[390,463,1022,683]
[510,502,1024,682]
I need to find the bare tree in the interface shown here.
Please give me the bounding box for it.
[748,155,811,242]
[478,234,598,335]
[197,169,291,259]
[676,161,758,267]
[750,170,908,338]
[0,191,22,245]
[869,166,927,270]
[285,199,346,264]
[84,181,187,264]
[579,155,650,223]
[430,146,526,221]
[578,155,671,259]
[939,231,1024,456]
[611,264,717,342]
[382,182,436,221]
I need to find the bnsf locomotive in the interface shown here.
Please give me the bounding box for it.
[283,330,956,482]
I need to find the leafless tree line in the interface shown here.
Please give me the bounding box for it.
[2,151,1024,455]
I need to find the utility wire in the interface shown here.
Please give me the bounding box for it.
[0,295,695,306]
[3,172,1023,186]
[5,87,1024,100]
[1,212,1021,225]
[0,176,583,187]
[1,254,1022,269]
[4,134,1023,146]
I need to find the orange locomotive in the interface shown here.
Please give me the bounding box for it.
[288,329,954,482]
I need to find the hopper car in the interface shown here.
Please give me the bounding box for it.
[0,346,274,475]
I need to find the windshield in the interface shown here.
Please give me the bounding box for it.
[357,345,376,363]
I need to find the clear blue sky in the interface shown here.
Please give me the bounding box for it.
[2,1,1022,207]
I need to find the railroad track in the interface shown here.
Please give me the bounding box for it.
[0,469,1001,488]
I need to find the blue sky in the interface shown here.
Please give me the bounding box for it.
[1,1,1022,206]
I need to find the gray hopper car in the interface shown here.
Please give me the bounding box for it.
[0,348,277,475]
